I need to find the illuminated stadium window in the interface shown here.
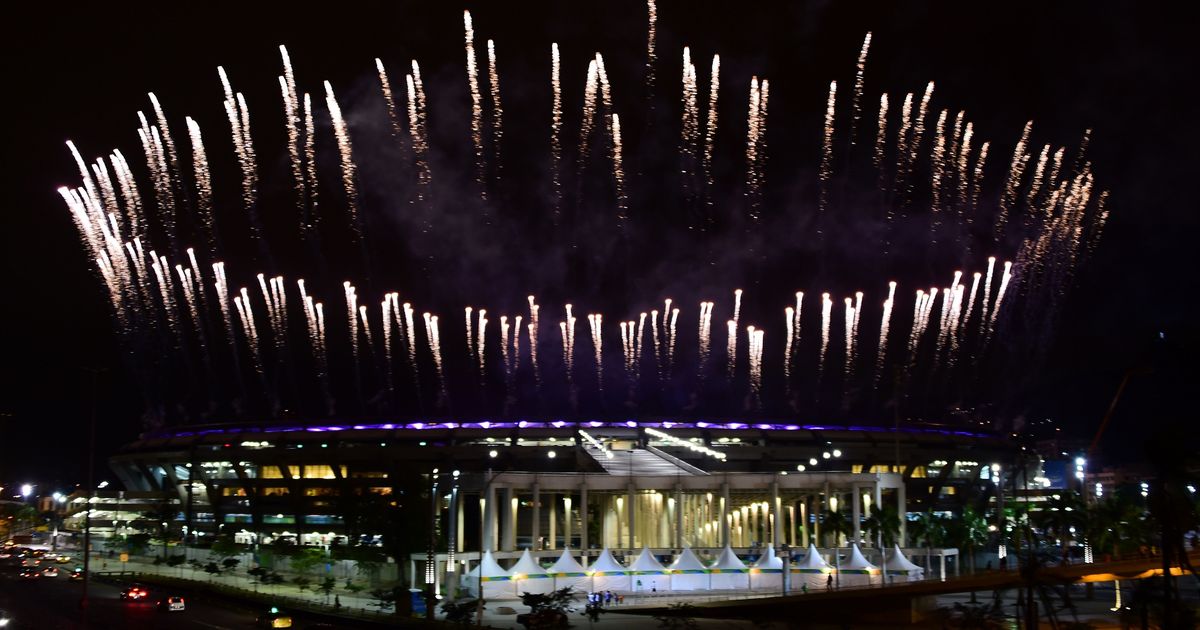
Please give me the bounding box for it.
[305,515,345,525]
[260,466,301,479]
[260,487,290,497]
[349,471,389,479]
[223,514,253,524]
[263,514,296,525]
[368,487,393,495]
[304,487,337,497]
[909,466,926,478]
[851,465,864,474]
[301,465,346,479]
[222,487,248,497]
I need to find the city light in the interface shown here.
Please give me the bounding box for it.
[644,427,727,460]
[489,450,498,458]
[20,484,33,498]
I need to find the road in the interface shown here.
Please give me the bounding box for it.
[0,557,324,629]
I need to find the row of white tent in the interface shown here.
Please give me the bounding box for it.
[463,543,923,599]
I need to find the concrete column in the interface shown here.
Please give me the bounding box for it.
[771,480,781,548]
[720,481,730,547]
[897,483,907,547]
[548,492,556,550]
[627,483,636,549]
[674,484,683,549]
[531,483,541,550]
[456,489,465,553]
[483,486,497,552]
[502,487,516,552]
[580,485,589,554]
[940,553,946,582]
[820,482,830,546]
[851,484,862,545]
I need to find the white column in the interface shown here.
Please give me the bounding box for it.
[674,484,684,549]
[580,485,589,555]
[483,486,497,552]
[502,487,516,552]
[720,481,730,547]
[548,492,556,550]
[897,483,907,547]
[627,483,636,549]
[771,480,781,548]
[851,484,862,545]
[531,483,541,550]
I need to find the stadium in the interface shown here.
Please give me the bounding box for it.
[108,417,1016,592]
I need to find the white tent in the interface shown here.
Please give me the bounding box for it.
[628,547,669,592]
[462,550,513,599]
[749,545,783,591]
[708,545,750,590]
[790,543,833,591]
[838,544,882,587]
[588,548,630,592]
[666,547,708,591]
[509,549,554,595]
[883,545,924,583]
[547,548,590,592]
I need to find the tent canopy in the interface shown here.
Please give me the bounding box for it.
[711,545,748,572]
[510,549,550,579]
[629,547,668,574]
[842,544,880,573]
[668,547,708,573]
[752,545,783,570]
[588,548,628,575]
[886,545,923,573]
[794,543,832,571]
[549,548,588,576]
[470,550,511,580]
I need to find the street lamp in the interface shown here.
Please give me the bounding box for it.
[20,484,33,499]
[780,543,792,596]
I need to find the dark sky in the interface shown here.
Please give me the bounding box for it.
[2,1,1196,487]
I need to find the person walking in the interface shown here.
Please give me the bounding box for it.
[826,573,834,591]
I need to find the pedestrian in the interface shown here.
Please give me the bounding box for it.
[826,573,833,591]
[801,583,808,594]
[617,594,624,605]
[651,584,657,593]
[335,594,341,611]
[605,590,612,606]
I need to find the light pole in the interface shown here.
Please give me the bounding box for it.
[780,543,791,596]
[477,467,505,627]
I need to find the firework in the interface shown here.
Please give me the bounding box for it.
[487,39,503,181]
[819,81,837,230]
[324,81,361,239]
[464,10,485,197]
[996,121,1033,239]
[551,43,563,216]
[703,54,720,219]
[851,32,872,145]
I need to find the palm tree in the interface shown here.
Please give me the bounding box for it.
[907,511,945,578]
[820,510,850,589]
[947,506,989,575]
[863,504,901,583]
[1032,492,1086,564]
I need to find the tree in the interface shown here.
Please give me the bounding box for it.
[1031,493,1085,564]
[318,576,337,604]
[908,512,945,576]
[289,547,326,580]
[368,588,396,614]
[947,506,989,575]
[210,535,243,564]
[292,575,312,591]
[863,504,902,582]
[222,557,240,572]
[442,597,482,626]
[204,561,221,581]
[820,510,851,588]
[518,586,577,628]
[654,602,700,630]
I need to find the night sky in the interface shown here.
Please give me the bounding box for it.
[3,1,1196,487]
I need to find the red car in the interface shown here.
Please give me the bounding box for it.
[120,586,149,601]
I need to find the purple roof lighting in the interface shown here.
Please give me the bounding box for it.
[148,419,997,441]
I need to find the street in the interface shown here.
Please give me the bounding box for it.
[0,557,323,629]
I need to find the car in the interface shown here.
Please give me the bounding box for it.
[69,569,85,581]
[120,585,150,601]
[18,568,41,579]
[41,566,59,577]
[56,555,71,564]
[0,552,11,559]
[30,550,44,558]
[157,596,186,612]
[255,606,293,628]
[0,608,13,628]
[20,558,40,568]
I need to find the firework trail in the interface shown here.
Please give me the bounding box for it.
[984,261,1013,343]
[668,307,679,371]
[996,121,1033,239]
[279,47,305,217]
[588,313,604,392]
[956,121,973,210]
[344,281,359,363]
[186,246,210,315]
[147,93,180,195]
[646,0,657,95]
[818,81,837,231]
[745,78,769,221]
[910,82,935,176]
[324,81,361,240]
[703,54,720,220]
[477,309,488,380]
[698,301,713,377]
[234,286,263,374]
[930,109,948,233]
[376,58,404,137]
[747,326,764,407]
[892,91,914,195]
[874,281,897,386]
[874,93,889,185]
[611,113,628,219]
[499,315,512,386]
[357,305,373,350]
[961,271,981,335]
[487,40,503,182]
[578,59,600,171]
[213,262,236,351]
[843,297,856,384]
[1025,144,1051,221]
[424,312,447,405]
[551,43,563,217]
[650,309,662,378]
[111,150,144,238]
[980,256,996,324]
[527,296,541,388]
[850,32,871,145]
[784,307,794,388]
[150,252,180,338]
[969,141,990,220]
[725,319,737,378]
[819,292,832,377]
[464,11,485,198]
[465,306,475,358]
[406,66,433,203]
[681,48,700,216]
[302,94,319,232]
[185,118,216,254]
[403,301,418,378]
[218,68,258,214]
